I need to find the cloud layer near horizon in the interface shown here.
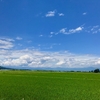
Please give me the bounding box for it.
[0,49,100,69]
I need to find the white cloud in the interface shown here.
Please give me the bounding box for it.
[91,25,99,31]
[45,10,65,17]
[16,37,22,40]
[58,13,64,16]
[45,10,56,17]
[0,38,14,49]
[68,27,83,34]
[0,37,14,42]
[56,60,65,65]
[91,25,100,34]
[0,49,100,69]
[60,28,67,33]
[86,25,100,34]
[59,26,84,34]
[83,12,87,15]
[39,35,43,37]
[49,26,84,37]
[95,59,100,65]
[49,25,100,36]
[50,32,54,34]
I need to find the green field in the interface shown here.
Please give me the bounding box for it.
[0,71,100,100]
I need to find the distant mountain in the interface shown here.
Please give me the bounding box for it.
[0,66,11,70]
[0,66,96,71]
[0,66,30,71]
[25,67,96,71]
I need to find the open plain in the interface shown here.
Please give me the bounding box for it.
[0,71,100,100]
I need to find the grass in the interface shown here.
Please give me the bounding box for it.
[0,70,100,100]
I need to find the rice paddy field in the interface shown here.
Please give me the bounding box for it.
[0,70,100,100]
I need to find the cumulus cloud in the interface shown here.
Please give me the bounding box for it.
[45,10,64,17]
[83,12,87,15]
[0,38,14,49]
[95,59,100,64]
[45,10,56,17]
[59,26,84,35]
[56,60,65,65]
[60,28,67,33]
[68,27,83,34]
[0,49,100,69]
[58,13,64,16]
[50,32,54,34]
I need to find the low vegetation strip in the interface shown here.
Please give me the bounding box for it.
[0,71,100,100]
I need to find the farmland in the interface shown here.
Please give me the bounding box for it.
[0,71,100,100]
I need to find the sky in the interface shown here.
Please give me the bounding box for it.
[0,0,100,69]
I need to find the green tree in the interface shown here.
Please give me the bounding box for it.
[94,68,99,73]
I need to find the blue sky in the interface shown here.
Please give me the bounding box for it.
[0,0,100,69]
